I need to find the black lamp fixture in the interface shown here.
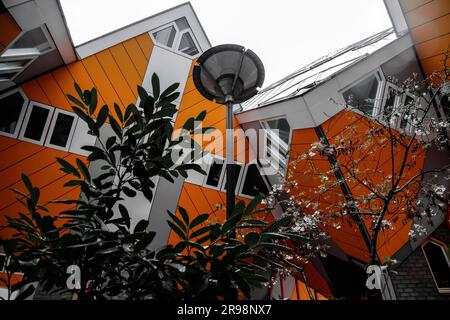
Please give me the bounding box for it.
[193,44,265,230]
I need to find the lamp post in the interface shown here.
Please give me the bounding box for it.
[193,44,264,235]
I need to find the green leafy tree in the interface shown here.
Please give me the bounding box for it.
[0,75,327,300]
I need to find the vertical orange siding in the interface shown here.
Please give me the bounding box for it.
[287,110,427,262]
[0,12,21,49]
[0,137,87,239]
[21,32,153,116]
[399,0,450,77]
[168,182,273,246]
[1,33,154,240]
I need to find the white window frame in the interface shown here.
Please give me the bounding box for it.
[44,109,78,152]
[177,30,200,57]
[421,239,450,294]
[396,92,416,134]
[259,116,291,175]
[219,161,245,194]
[19,101,54,145]
[0,253,7,272]
[0,25,55,82]
[0,253,24,276]
[380,82,402,127]
[0,88,29,139]
[203,155,226,191]
[0,25,55,59]
[340,69,385,118]
[149,19,201,59]
[238,161,271,199]
[68,118,97,156]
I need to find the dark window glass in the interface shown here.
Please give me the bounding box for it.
[343,75,380,115]
[175,17,189,31]
[423,242,450,290]
[241,164,269,197]
[0,254,6,271]
[222,164,242,191]
[23,105,50,141]
[11,27,51,52]
[153,26,176,48]
[441,94,450,119]
[206,159,224,187]
[0,72,18,80]
[178,33,199,56]
[49,113,75,147]
[400,96,414,129]
[383,86,397,121]
[0,91,25,134]
[266,118,290,144]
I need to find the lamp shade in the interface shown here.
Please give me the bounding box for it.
[193,44,265,104]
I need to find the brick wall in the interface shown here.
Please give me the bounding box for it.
[390,224,450,300]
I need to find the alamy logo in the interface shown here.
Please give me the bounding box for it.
[170,123,285,175]
[66,265,81,290]
[365,265,387,290]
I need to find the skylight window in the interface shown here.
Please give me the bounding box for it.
[149,17,200,57]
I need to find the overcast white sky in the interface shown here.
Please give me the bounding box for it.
[60,0,393,87]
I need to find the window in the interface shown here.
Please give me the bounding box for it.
[149,18,200,57]
[399,94,415,131]
[240,163,270,197]
[153,26,177,48]
[440,93,450,121]
[422,240,450,294]
[381,83,400,124]
[204,157,225,189]
[0,26,54,81]
[178,32,199,56]
[343,73,383,116]
[0,253,6,272]
[175,17,190,31]
[261,117,290,175]
[220,163,243,193]
[19,102,54,145]
[45,109,77,151]
[0,89,28,138]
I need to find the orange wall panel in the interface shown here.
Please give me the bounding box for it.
[400,0,450,78]
[108,44,142,99]
[399,0,433,13]
[37,73,70,110]
[81,55,124,108]
[410,14,450,44]
[135,33,154,61]
[287,109,427,262]
[21,80,51,105]
[122,38,149,80]
[403,0,449,28]
[0,12,21,48]
[95,49,136,106]
[415,33,450,60]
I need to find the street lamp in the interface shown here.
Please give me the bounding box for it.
[193,44,265,230]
